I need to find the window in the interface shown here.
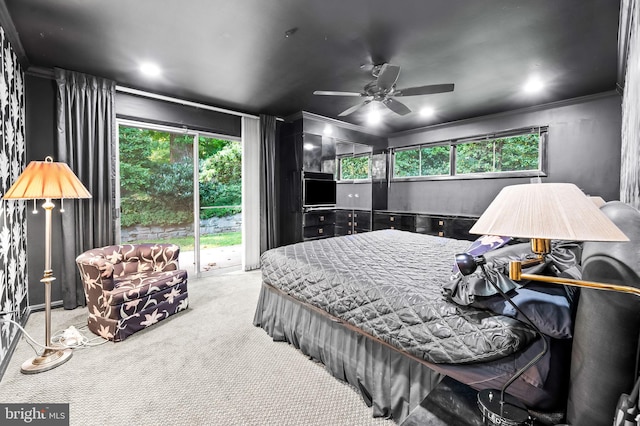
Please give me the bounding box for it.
[339,155,370,180]
[392,128,546,180]
[393,148,420,177]
[421,145,451,176]
[456,134,539,175]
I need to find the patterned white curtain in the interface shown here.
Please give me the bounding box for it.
[621,0,640,208]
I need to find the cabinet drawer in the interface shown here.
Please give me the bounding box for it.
[373,213,415,231]
[415,215,447,237]
[448,218,477,241]
[372,221,413,231]
[303,224,335,239]
[334,225,351,236]
[303,211,335,227]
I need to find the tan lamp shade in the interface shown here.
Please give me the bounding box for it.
[470,182,629,242]
[3,157,91,200]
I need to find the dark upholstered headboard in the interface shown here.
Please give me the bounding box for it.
[567,201,640,425]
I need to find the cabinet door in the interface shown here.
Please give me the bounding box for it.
[353,210,371,232]
[302,134,323,172]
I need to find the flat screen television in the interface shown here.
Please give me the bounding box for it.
[303,179,337,207]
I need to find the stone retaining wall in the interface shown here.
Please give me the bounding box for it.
[121,213,242,242]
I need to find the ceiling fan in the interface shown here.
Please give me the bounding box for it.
[313,63,454,117]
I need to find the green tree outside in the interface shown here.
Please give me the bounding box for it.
[393,133,540,177]
[340,155,370,180]
[119,126,242,229]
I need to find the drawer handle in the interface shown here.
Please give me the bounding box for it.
[348,213,352,218]
[390,226,395,230]
[348,231,352,235]
[390,217,395,222]
[439,220,444,226]
[318,228,324,234]
[354,222,357,227]
[320,216,325,222]
[348,221,352,226]
[438,231,444,237]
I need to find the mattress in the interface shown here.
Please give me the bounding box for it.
[261,229,538,364]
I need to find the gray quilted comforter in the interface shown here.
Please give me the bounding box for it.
[261,230,537,364]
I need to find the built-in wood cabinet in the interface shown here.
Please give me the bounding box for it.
[373,211,478,240]
[276,114,387,246]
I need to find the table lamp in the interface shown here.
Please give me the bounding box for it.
[455,182,633,425]
[3,156,91,374]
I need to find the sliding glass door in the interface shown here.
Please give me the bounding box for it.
[117,121,242,277]
[196,136,242,275]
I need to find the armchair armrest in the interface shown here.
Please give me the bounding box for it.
[75,251,115,292]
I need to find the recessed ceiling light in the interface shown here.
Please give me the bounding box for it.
[523,77,544,94]
[140,62,161,78]
[367,109,382,125]
[419,107,435,118]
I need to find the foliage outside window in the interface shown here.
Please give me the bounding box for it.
[119,126,241,228]
[340,155,370,180]
[456,134,539,175]
[421,145,451,176]
[392,130,543,179]
[393,149,420,177]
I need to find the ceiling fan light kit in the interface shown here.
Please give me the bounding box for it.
[313,63,454,118]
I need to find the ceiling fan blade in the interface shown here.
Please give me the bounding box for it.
[313,90,363,97]
[338,100,370,117]
[383,98,411,116]
[376,64,401,91]
[395,83,455,96]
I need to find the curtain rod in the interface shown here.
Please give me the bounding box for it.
[116,85,260,119]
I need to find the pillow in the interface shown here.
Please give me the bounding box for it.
[444,240,579,339]
[472,282,574,339]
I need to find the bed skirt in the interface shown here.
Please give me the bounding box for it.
[253,282,446,423]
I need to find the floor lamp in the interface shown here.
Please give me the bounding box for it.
[455,182,633,425]
[3,156,91,374]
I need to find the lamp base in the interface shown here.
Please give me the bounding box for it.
[20,347,73,374]
[477,389,531,426]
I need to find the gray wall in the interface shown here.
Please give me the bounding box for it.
[24,74,62,307]
[387,92,622,216]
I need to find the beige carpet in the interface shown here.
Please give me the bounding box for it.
[0,270,393,426]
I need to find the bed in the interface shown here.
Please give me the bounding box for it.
[253,202,640,425]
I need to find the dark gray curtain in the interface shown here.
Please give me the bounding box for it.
[55,68,116,309]
[260,114,278,253]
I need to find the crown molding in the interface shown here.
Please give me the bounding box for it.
[0,1,29,68]
[388,90,620,138]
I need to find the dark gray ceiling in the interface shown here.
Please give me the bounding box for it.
[3,0,621,134]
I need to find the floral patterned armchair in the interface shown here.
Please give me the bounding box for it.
[75,243,189,342]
